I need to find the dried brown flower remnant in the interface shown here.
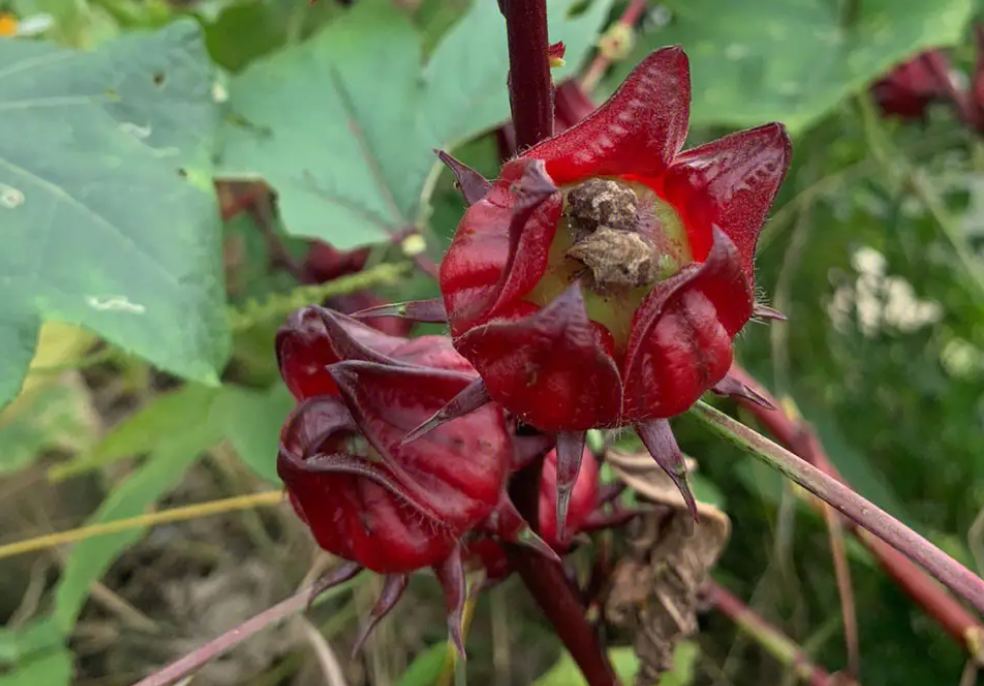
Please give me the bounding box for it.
[604,449,731,685]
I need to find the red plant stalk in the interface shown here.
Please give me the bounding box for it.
[497,2,619,683]
[706,581,836,686]
[500,0,554,150]
[730,364,984,664]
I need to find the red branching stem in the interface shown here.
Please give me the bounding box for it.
[730,364,984,663]
[506,464,620,686]
[693,400,984,628]
[580,0,648,92]
[500,0,554,150]
[706,581,835,686]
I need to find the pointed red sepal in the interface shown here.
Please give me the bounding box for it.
[435,545,468,659]
[752,303,787,322]
[487,159,562,316]
[307,561,363,612]
[485,497,562,566]
[635,419,699,528]
[554,430,587,545]
[456,282,623,430]
[350,298,449,323]
[661,122,792,271]
[318,308,407,366]
[520,46,691,184]
[327,361,509,533]
[351,573,409,657]
[287,451,446,527]
[581,507,645,533]
[622,228,753,421]
[711,375,776,410]
[400,378,492,445]
[436,150,492,206]
[596,481,628,506]
[275,305,406,400]
[511,431,557,471]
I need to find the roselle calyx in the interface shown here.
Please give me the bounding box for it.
[275,306,554,653]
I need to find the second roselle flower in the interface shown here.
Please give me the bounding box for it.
[275,307,564,651]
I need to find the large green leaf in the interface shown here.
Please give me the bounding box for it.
[0,20,230,411]
[217,0,613,249]
[616,0,972,132]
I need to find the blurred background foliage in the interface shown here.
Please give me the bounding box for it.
[1,0,984,685]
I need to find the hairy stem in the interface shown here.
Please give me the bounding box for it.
[706,581,836,686]
[690,400,984,621]
[730,365,984,663]
[506,463,620,686]
[500,0,553,150]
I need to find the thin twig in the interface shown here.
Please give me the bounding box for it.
[821,505,860,678]
[581,0,648,93]
[690,400,984,620]
[730,365,984,664]
[296,616,349,686]
[0,491,284,561]
[706,581,835,686]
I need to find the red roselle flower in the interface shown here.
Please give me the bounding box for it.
[275,308,556,651]
[872,50,954,121]
[359,48,790,528]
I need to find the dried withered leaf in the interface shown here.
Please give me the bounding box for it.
[604,448,730,686]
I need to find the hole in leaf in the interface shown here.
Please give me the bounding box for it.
[152,71,166,87]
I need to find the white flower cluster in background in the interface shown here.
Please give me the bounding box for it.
[827,246,943,336]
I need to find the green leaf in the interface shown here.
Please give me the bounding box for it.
[0,648,72,686]
[0,310,40,416]
[218,0,613,249]
[618,0,972,132]
[0,381,97,475]
[52,419,221,631]
[203,0,339,71]
[214,383,294,483]
[49,384,219,479]
[533,642,698,686]
[0,618,64,666]
[393,643,449,686]
[0,20,230,411]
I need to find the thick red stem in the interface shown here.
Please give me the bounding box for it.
[500,0,554,150]
[730,364,984,663]
[506,463,620,686]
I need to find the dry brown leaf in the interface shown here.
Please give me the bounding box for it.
[604,448,730,685]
